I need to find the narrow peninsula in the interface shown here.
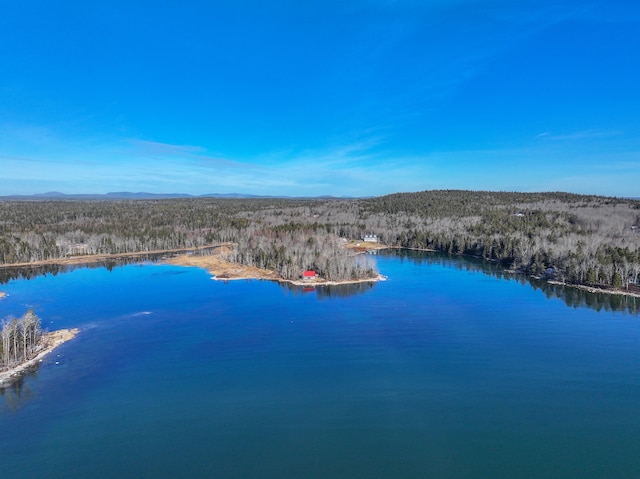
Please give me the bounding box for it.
[0,309,79,389]
[164,240,386,285]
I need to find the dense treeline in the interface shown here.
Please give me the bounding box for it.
[0,198,377,281]
[227,226,376,281]
[1,309,43,370]
[1,191,639,288]
[359,191,640,289]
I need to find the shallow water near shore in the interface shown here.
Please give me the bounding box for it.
[1,250,640,478]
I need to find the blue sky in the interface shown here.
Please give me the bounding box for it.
[1,1,639,197]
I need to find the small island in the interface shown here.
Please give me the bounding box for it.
[0,309,79,389]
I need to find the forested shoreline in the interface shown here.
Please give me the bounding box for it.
[1,309,43,371]
[1,191,639,289]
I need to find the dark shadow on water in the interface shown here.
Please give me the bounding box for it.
[387,249,640,315]
[0,374,36,414]
[0,258,149,284]
[2,248,637,314]
[279,280,378,299]
[538,281,640,315]
[0,249,222,284]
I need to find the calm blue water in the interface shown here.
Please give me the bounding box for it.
[1,251,639,479]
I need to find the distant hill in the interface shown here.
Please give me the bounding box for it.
[0,192,189,200]
[0,192,355,201]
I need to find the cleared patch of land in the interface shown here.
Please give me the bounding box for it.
[164,253,280,281]
[343,240,389,253]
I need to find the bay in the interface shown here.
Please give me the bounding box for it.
[1,250,639,478]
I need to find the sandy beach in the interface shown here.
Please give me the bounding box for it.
[0,328,80,389]
[280,275,386,286]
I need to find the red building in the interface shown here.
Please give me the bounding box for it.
[302,270,316,280]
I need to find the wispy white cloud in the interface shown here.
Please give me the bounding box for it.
[0,123,59,146]
[536,129,623,141]
[128,139,206,156]
[125,138,261,170]
[330,1,600,136]
[2,115,638,197]
[572,2,640,23]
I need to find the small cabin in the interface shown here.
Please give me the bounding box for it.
[363,234,379,243]
[302,270,317,280]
